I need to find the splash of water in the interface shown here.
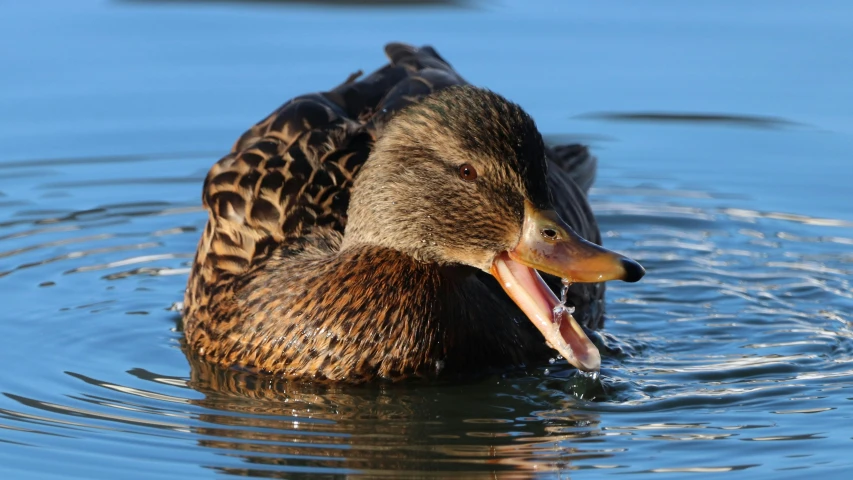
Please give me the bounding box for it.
[551,278,575,329]
[578,370,600,383]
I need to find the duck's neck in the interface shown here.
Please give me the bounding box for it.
[231,243,536,381]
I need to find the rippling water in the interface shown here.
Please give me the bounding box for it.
[2,0,852,478]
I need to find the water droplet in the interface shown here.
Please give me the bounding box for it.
[552,305,564,329]
[560,278,571,302]
[548,357,556,364]
[434,359,445,374]
[543,368,550,375]
[552,278,574,327]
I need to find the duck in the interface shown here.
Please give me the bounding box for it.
[182,43,644,383]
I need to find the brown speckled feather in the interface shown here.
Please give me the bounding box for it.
[184,43,605,381]
[187,44,463,298]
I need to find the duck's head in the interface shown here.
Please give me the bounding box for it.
[344,85,644,372]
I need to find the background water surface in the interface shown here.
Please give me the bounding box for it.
[1,1,852,478]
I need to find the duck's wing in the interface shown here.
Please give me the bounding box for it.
[191,44,465,286]
[548,143,597,195]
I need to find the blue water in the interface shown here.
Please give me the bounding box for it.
[1,1,851,478]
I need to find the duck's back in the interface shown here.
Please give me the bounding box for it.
[186,45,467,309]
[185,43,605,345]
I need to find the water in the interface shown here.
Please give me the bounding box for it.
[1,1,852,478]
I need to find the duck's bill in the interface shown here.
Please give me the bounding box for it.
[490,201,645,372]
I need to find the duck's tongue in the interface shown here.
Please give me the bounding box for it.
[491,253,600,371]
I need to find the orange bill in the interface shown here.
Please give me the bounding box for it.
[491,201,644,372]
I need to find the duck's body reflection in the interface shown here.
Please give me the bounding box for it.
[183,349,604,477]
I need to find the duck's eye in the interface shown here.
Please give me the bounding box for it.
[458,164,478,182]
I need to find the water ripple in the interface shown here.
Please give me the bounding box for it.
[0,156,851,477]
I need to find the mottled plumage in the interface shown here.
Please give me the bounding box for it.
[183,43,617,382]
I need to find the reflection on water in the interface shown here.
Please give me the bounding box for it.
[579,112,802,129]
[184,357,613,477]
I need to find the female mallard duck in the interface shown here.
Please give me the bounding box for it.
[183,43,644,382]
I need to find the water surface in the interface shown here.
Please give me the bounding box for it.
[1,1,852,478]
